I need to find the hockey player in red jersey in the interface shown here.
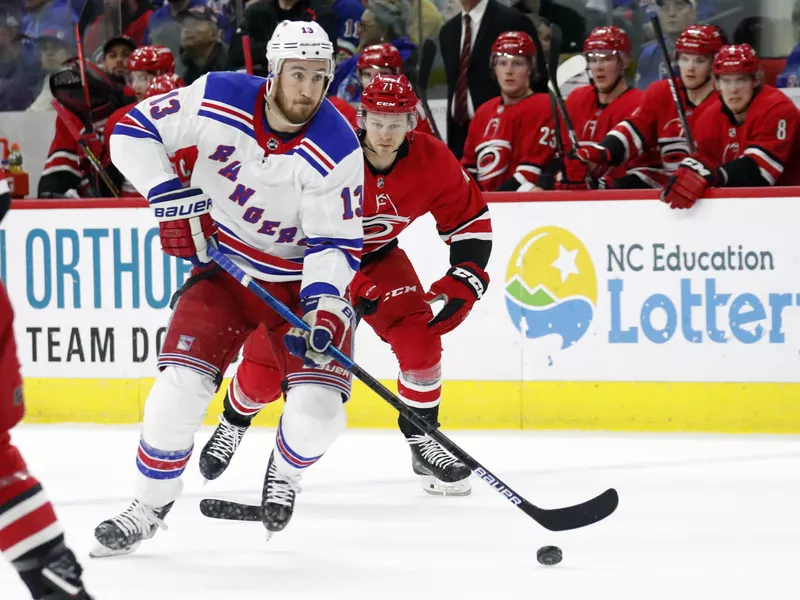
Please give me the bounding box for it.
[0,183,93,599]
[572,24,723,189]
[556,26,644,188]
[662,44,800,209]
[461,31,556,192]
[199,74,492,496]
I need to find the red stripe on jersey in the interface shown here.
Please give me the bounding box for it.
[300,141,335,170]
[216,229,304,272]
[43,155,80,170]
[200,101,254,125]
[0,500,58,553]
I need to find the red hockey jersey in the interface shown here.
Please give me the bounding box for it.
[362,132,491,256]
[564,85,644,178]
[461,93,555,191]
[692,85,800,186]
[608,79,717,176]
[105,103,198,194]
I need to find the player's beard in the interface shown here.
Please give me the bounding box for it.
[274,83,321,125]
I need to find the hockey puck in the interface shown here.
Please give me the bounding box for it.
[536,545,563,566]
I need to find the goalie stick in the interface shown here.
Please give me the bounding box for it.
[199,246,619,532]
[417,39,442,141]
[651,15,696,153]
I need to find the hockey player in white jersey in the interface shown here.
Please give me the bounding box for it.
[90,20,363,556]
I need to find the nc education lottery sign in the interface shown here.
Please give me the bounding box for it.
[1,195,799,384]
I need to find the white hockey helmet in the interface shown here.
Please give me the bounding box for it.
[266,20,335,80]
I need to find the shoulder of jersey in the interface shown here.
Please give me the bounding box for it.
[411,130,451,155]
[198,72,267,139]
[568,84,595,102]
[759,85,798,114]
[474,96,502,116]
[301,99,361,170]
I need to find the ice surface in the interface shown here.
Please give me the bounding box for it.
[3,425,800,599]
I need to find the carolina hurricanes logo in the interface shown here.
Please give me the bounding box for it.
[475,139,511,183]
[484,118,501,138]
[723,142,740,163]
[583,120,598,140]
[363,214,411,250]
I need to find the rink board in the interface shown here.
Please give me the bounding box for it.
[4,190,800,433]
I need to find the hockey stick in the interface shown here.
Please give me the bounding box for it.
[234,0,253,75]
[651,15,695,153]
[201,246,619,532]
[51,100,121,198]
[556,54,587,91]
[417,39,442,141]
[547,25,565,168]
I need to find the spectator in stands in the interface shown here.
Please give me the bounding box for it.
[332,0,414,98]
[439,0,536,159]
[333,0,364,63]
[21,0,79,40]
[511,0,585,54]
[144,0,230,74]
[85,0,154,57]
[28,25,74,111]
[180,5,227,84]
[408,0,443,45]
[228,0,337,76]
[636,0,696,89]
[777,1,800,88]
[0,10,41,111]
[101,34,136,85]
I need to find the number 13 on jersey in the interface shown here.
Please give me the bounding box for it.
[342,185,363,219]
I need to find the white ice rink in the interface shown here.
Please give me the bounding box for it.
[3,425,800,599]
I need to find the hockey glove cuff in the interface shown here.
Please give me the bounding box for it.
[284,295,354,368]
[150,187,217,264]
[424,263,489,336]
[348,271,381,317]
[661,157,718,210]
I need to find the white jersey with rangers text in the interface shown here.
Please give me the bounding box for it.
[110,72,364,298]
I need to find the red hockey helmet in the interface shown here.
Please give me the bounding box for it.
[144,73,186,99]
[675,25,724,56]
[358,74,418,129]
[357,43,403,73]
[583,26,631,56]
[127,45,175,75]
[491,31,535,69]
[713,44,760,76]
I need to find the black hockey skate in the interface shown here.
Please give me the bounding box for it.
[90,500,173,558]
[40,545,93,599]
[408,434,472,496]
[260,452,301,537]
[199,414,250,481]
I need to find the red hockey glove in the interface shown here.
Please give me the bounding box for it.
[571,142,612,179]
[348,270,381,317]
[661,157,718,210]
[555,158,589,190]
[285,295,354,368]
[79,131,111,168]
[424,263,489,335]
[150,186,217,265]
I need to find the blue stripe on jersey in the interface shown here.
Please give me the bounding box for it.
[304,245,360,271]
[127,107,163,143]
[293,147,329,177]
[305,236,363,250]
[147,178,183,200]
[304,100,361,165]
[202,72,265,116]
[198,109,256,140]
[299,282,340,300]
[113,124,161,142]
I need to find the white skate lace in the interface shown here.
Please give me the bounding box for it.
[409,435,458,470]
[206,415,247,461]
[110,500,168,539]
[266,461,301,508]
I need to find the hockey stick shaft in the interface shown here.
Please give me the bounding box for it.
[546,25,565,166]
[651,15,696,153]
[234,0,253,75]
[206,246,619,532]
[417,39,442,141]
[51,100,121,197]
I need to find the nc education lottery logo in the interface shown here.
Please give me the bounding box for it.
[504,226,597,350]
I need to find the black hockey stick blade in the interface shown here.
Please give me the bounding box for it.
[200,498,261,522]
[417,39,443,140]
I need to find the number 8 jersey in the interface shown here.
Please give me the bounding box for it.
[460,93,556,192]
[111,71,364,297]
